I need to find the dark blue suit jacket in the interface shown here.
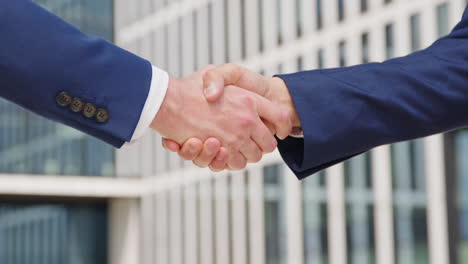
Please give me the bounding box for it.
[278,7,468,179]
[0,1,152,148]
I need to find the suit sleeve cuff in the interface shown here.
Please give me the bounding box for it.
[125,66,169,145]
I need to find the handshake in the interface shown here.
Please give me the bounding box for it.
[151,64,302,171]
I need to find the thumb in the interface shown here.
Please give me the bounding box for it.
[162,138,181,152]
[203,76,224,102]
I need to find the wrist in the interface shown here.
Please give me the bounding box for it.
[150,76,181,136]
[269,77,301,128]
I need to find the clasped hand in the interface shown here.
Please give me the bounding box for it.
[152,64,301,171]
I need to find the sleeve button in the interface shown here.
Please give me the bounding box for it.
[82,103,97,118]
[56,92,72,107]
[70,98,84,112]
[95,109,109,123]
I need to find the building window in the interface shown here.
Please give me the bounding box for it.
[344,154,376,264]
[338,0,345,22]
[302,172,329,264]
[0,201,108,263]
[391,140,429,264]
[317,48,325,69]
[316,0,323,30]
[297,56,304,71]
[361,0,368,13]
[445,130,468,264]
[385,23,395,59]
[361,32,370,64]
[437,3,450,37]
[296,0,303,37]
[410,14,422,52]
[277,0,283,45]
[338,41,347,67]
[264,164,287,264]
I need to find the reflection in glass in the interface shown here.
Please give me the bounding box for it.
[391,140,429,264]
[436,3,450,38]
[410,14,422,52]
[454,131,468,263]
[361,32,370,64]
[339,41,347,67]
[264,164,287,264]
[385,23,395,59]
[0,203,107,263]
[303,172,328,264]
[0,0,115,176]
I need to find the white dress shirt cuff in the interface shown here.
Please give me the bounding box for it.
[125,66,169,145]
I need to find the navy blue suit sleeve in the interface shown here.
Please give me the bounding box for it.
[0,0,153,148]
[277,7,468,179]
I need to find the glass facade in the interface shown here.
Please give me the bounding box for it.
[0,0,115,177]
[391,141,429,264]
[264,164,287,264]
[344,154,376,264]
[0,202,108,264]
[302,172,328,264]
[446,129,468,264]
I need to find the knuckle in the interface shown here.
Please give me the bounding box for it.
[240,94,255,107]
[252,152,262,163]
[264,138,278,153]
[239,115,255,128]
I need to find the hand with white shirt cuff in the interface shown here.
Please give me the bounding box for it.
[162,64,302,172]
[150,65,292,170]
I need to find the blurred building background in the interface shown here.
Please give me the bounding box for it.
[1,0,468,264]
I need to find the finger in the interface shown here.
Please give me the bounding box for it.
[262,119,277,134]
[203,64,269,102]
[251,122,278,154]
[193,138,222,168]
[226,150,247,171]
[239,139,263,163]
[179,138,204,161]
[209,147,229,172]
[162,138,181,152]
[254,93,292,140]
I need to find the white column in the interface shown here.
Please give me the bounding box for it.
[262,0,278,52]
[184,184,198,264]
[244,0,260,58]
[231,171,247,264]
[109,198,141,264]
[211,0,227,64]
[425,135,449,264]
[199,180,215,264]
[327,163,347,264]
[169,188,183,264]
[155,192,170,264]
[280,0,296,43]
[284,165,304,264]
[227,0,243,61]
[248,165,266,264]
[301,0,316,35]
[196,5,210,68]
[372,146,395,264]
[140,195,155,264]
[215,175,230,264]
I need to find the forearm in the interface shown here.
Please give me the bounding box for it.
[0,1,153,147]
[277,7,468,178]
